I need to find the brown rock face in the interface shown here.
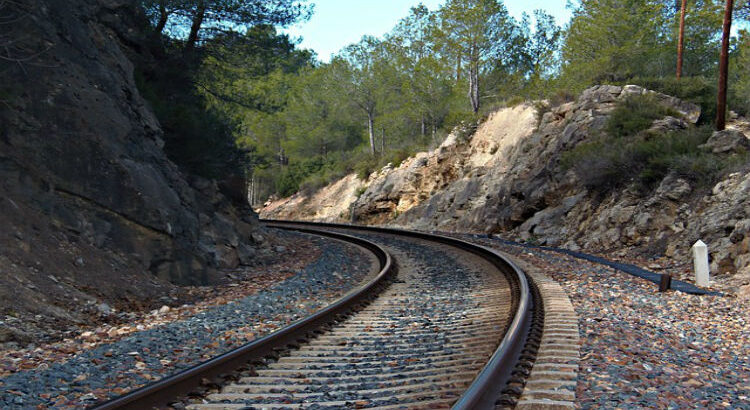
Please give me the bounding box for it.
[0,0,261,339]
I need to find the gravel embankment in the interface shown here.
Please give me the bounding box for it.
[0,230,373,408]
[479,238,750,409]
[194,232,508,408]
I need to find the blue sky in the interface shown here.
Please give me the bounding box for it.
[284,1,573,62]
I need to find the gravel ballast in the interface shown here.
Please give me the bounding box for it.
[0,230,373,408]
[479,238,750,409]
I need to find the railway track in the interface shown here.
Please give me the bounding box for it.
[93,221,538,410]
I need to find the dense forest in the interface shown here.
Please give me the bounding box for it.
[135,0,750,204]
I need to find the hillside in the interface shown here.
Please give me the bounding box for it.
[262,85,750,295]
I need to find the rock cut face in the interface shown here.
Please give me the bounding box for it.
[262,84,750,282]
[0,0,262,333]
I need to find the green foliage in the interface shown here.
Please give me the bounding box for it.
[562,122,735,192]
[436,0,521,113]
[605,94,679,138]
[730,30,750,116]
[140,0,312,43]
[353,154,380,181]
[273,156,332,197]
[559,0,724,92]
[132,0,750,205]
[135,58,247,180]
[623,76,717,124]
[561,94,741,191]
[355,186,367,198]
[384,147,417,168]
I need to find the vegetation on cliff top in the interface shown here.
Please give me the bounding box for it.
[563,94,746,192]
[129,0,750,203]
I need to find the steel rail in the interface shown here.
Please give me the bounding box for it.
[263,219,533,410]
[91,227,393,410]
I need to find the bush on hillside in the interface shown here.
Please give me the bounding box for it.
[605,94,679,138]
[621,76,717,125]
[562,126,729,191]
[562,92,743,192]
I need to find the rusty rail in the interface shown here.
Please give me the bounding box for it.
[91,227,392,410]
[94,220,533,409]
[263,220,533,410]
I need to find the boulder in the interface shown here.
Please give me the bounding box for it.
[655,176,692,201]
[700,129,750,154]
[648,116,689,134]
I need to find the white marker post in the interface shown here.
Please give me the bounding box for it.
[692,240,710,287]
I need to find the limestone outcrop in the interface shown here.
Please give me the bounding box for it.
[262,85,750,286]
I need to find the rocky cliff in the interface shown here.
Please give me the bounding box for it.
[262,85,750,292]
[0,0,263,342]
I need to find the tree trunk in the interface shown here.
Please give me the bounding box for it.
[456,54,462,82]
[421,115,426,137]
[155,0,169,34]
[186,1,206,52]
[381,127,386,154]
[677,0,687,79]
[367,112,376,156]
[716,0,734,131]
[468,62,479,114]
[249,174,255,206]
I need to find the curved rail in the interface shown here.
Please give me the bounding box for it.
[91,227,393,410]
[263,219,533,410]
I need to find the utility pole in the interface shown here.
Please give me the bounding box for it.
[677,0,687,79]
[716,0,734,131]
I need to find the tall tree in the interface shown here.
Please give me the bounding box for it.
[716,0,734,130]
[388,5,451,139]
[519,9,562,97]
[562,0,671,88]
[337,37,385,156]
[677,0,687,79]
[437,0,516,113]
[140,0,311,49]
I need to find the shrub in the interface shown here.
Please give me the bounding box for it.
[547,89,576,106]
[605,94,679,138]
[299,173,329,196]
[353,155,379,180]
[355,186,367,198]
[561,125,732,191]
[444,110,481,138]
[623,76,717,125]
[533,100,551,127]
[504,95,527,108]
[385,148,416,168]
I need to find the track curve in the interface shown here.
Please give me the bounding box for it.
[93,221,534,410]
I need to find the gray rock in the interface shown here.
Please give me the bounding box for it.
[237,243,257,265]
[648,116,688,134]
[0,326,32,344]
[656,177,692,201]
[700,129,750,154]
[97,303,112,316]
[215,245,239,269]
